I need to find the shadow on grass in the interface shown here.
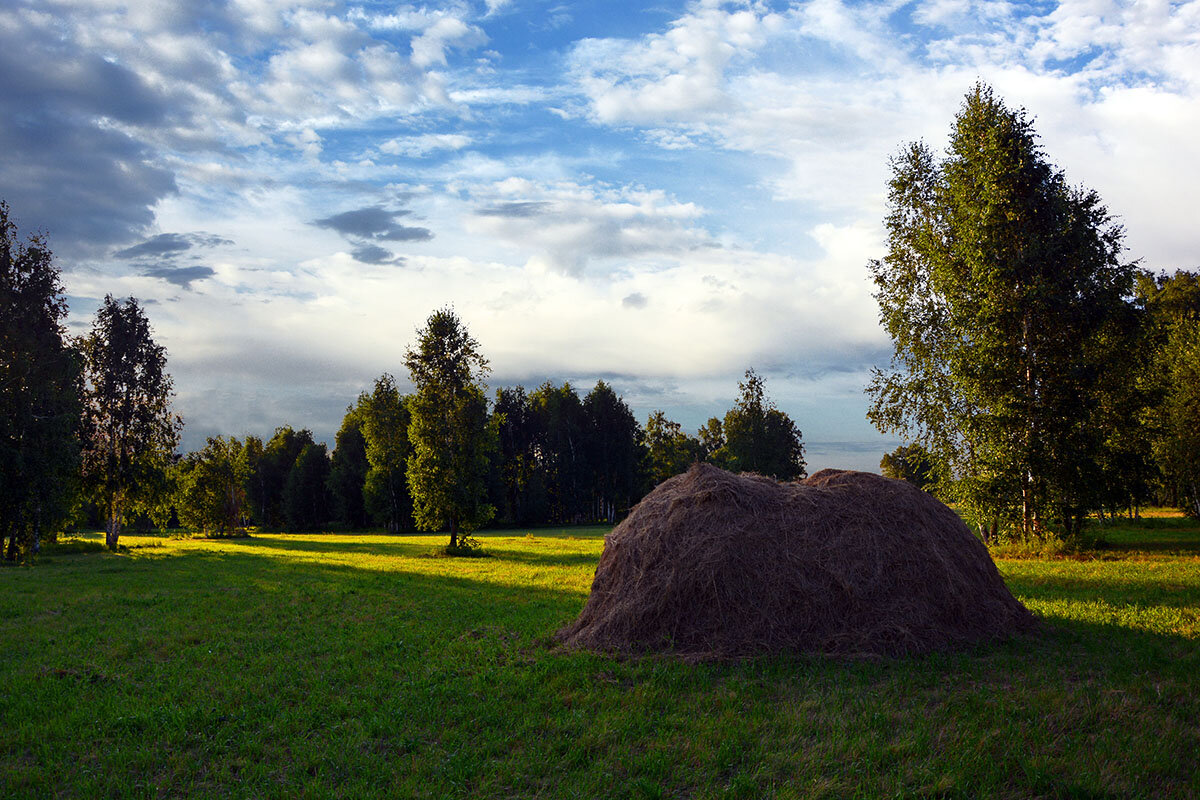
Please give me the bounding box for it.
[214,535,440,559]
[1100,534,1200,554]
[206,531,609,571]
[1094,516,1200,554]
[479,547,605,568]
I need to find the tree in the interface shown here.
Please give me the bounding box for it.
[642,410,699,488]
[252,426,314,528]
[327,406,370,529]
[175,436,248,534]
[81,295,182,550]
[583,381,641,522]
[358,375,413,533]
[1137,269,1200,325]
[491,386,548,525]
[404,308,496,549]
[0,201,82,560]
[866,84,1135,541]
[880,443,940,495]
[715,369,806,480]
[283,442,331,531]
[529,381,589,523]
[240,435,266,526]
[1151,320,1200,517]
[1138,270,1200,516]
[697,416,725,463]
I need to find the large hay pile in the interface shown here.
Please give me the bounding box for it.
[558,464,1034,658]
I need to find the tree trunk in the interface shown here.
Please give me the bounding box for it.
[449,515,458,549]
[389,473,399,535]
[1021,478,1032,542]
[105,503,121,550]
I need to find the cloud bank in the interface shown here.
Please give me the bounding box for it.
[2,0,1196,472]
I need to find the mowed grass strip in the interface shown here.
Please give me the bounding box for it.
[2,519,1198,799]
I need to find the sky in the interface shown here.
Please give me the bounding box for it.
[3,0,1198,472]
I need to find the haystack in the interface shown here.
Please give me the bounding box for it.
[557,463,1034,658]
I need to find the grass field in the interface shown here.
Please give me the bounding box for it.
[2,516,1198,799]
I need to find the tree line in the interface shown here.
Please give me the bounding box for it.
[172,361,806,542]
[2,207,806,557]
[870,84,1200,540]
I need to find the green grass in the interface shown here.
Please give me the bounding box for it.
[2,519,1198,799]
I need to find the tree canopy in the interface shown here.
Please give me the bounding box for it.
[358,375,413,533]
[867,83,1135,540]
[175,436,249,535]
[709,369,806,480]
[880,443,940,495]
[80,295,182,549]
[0,202,81,560]
[327,406,370,530]
[404,308,496,549]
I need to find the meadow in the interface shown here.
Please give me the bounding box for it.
[2,516,1198,799]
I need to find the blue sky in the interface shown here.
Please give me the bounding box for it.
[3,0,1198,471]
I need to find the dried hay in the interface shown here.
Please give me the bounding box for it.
[557,463,1035,658]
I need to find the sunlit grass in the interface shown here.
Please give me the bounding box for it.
[3,518,1198,798]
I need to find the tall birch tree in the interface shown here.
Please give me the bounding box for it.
[867,84,1135,540]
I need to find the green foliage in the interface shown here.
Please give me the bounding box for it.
[642,410,699,487]
[528,381,589,522]
[879,443,941,495]
[405,308,496,546]
[327,406,370,529]
[240,434,266,524]
[249,426,314,528]
[436,538,489,557]
[1149,321,1200,517]
[1136,269,1200,325]
[80,295,182,549]
[357,375,413,533]
[867,83,1136,542]
[708,369,806,480]
[696,416,725,462]
[492,386,549,525]
[174,436,249,535]
[1136,270,1200,517]
[490,380,641,525]
[582,381,641,522]
[283,442,330,532]
[0,201,82,561]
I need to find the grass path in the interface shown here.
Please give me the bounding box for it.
[2,520,1198,798]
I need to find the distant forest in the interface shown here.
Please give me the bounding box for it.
[2,202,808,555]
[168,364,805,539]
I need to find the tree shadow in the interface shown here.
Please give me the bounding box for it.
[481,547,605,568]
[213,534,437,559]
[206,531,610,571]
[1100,535,1200,554]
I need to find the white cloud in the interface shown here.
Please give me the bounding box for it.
[410,16,486,68]
[570,0,784,124]
[568,0,1200,268]
[380,133,473,156]
[464,178,708,275]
